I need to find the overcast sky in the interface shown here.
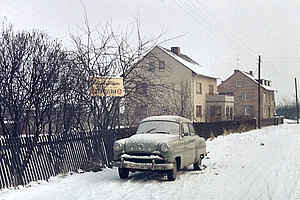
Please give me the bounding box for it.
[0,0,299,103]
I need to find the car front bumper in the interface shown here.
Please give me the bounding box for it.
[113,159,174,171]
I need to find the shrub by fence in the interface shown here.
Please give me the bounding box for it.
[193,119,257,139]
[261,116,284,127]
[193,117,284,139]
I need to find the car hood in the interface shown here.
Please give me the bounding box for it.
[125,133,178,153]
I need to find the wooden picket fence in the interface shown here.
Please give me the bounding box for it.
[0,130,120,189]
[0,118,283,189]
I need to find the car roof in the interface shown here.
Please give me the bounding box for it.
[140,115,192,124]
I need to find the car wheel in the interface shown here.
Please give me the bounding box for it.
[193,157,202,170]
[118,168,129,179]
[167,160,177,181]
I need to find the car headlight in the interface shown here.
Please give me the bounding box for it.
[113,142,122,151]
[160,143,169,153]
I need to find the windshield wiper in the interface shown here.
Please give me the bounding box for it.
[155,131,169,134]
[146,128,156,133]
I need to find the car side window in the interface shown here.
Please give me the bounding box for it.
[182,123,189,136]
[188,123,195,134]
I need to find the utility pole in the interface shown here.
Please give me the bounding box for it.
[258,55,261,129]
[295,78,299,124]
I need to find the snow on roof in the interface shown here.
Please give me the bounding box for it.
[159,46,219,79]
[239,70,276,91]
[140,115,191,124]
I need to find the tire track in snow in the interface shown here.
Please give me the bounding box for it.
[0,124,299,200]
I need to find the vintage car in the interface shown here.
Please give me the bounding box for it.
[113,115,206,181]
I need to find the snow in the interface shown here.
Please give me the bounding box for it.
[159,46,219,79]
[121,154,165,161]
[1,123,299,200]
[239,70,276,91]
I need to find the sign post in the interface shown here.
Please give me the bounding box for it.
[90,77,124,97]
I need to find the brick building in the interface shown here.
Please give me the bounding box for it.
[217,70,276,120]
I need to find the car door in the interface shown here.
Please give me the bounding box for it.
[182,123,196,166]
[188,123,200,160]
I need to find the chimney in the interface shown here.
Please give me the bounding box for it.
[249,71,253,76]
[171,47,180,56]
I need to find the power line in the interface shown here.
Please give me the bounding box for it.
[193,0,258,58]
[177,0,258,60]
[172,0,239,51]
[261,60,293,81]
[172,0,297,82]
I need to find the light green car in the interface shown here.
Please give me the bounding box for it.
[113,115,206,181]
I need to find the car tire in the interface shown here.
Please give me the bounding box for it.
[193,157,202,170]
[167,160,177,181]
[118,168,129,179]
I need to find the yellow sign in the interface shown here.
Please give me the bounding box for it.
[90,77,124,97]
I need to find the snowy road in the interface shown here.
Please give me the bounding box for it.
[1,123,299,199]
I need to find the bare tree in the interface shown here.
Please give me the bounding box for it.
[166,80,193,119]
[0,21,69,137]
[277,97,299,120]
[0,20,70,186]
[68,10,165,131]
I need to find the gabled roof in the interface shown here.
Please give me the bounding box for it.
[158,46,218,79]
[239,70,276,91]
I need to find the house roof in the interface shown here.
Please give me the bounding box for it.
[239,70,276,91]
[158,46,219,79]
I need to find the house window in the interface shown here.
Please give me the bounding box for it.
[226,106,229,118]
[244,107,250,115]
[270,106,273,116]
[264,105,268,116]
[149,62,155,71]
[264,93,267,102]
[271,93,274,101]
[196,82,202,94]
[209,85,214,96]
[196,105,202,117]
[136,83,148,94]
[159,61,165,71]
[229,107,233,119]
[210,106,221,116]
[236,80,243,88]
[242,93,251,101]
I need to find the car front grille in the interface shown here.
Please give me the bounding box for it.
[120,153,166,164]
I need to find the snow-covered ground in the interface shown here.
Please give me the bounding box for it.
[1,123,299,200]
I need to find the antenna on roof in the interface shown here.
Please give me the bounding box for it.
[236,54,240,70]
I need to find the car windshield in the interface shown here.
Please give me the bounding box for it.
[136,121,180,135]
